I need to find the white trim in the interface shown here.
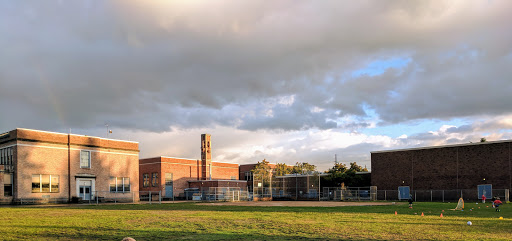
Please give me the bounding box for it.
[15,143,139,156]
[0,144,16,149]
[16,128,139,143]
[160,156,198,161]
[371,139,512,154]
[76,178,95,200]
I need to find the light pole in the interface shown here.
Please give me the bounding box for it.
[268,169,272,200]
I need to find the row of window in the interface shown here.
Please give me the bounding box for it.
[0,147,13,166]
[110,177,130,193]
[32,174,59,193]
[142,173,159,187]
[1,149,91,168]
[31,174,132,193]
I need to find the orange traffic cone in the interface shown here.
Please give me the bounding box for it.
[440,213,443,218]
[395,211,397,215]
[421,212,424,217]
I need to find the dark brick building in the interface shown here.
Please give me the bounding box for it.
[371,140,512,191]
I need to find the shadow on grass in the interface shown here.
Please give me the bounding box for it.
[20,201,510,218]
[16,223,386,241]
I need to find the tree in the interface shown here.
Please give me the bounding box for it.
[349,162,368,172]
[323,161,370,187]
[291,162,317,174]
[274,163,291,176]
[251,159,272,187]
[480,138,487,142]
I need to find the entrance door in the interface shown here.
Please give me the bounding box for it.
[478,184,492,200]
[79,185,91,200]
[78,180,93,201]
[164,173,173,198]
[398,186,410,200]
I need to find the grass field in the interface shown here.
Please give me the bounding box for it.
[0,201,509,240]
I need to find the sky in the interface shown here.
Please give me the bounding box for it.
[1,0,512,171]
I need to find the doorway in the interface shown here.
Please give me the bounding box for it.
[165,173,173,198]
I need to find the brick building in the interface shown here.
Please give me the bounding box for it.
[371,140,512,192]
[0,128,139,203]
[239,163,277,193]
[139,134,246,199]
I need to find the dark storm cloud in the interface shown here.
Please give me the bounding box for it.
[1,1,512,133]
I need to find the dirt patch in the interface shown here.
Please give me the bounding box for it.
[197,201,397,207]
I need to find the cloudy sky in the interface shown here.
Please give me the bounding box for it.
[1,0,512,171]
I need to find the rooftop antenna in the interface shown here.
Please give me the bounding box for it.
[105,124,112,138]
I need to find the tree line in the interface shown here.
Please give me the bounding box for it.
[251,159,370,187]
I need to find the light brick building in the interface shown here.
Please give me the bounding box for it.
[139,134,245,199]
[0,128,139,203]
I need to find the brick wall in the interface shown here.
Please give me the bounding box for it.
[1,128,139,202]
[371,141,512,190]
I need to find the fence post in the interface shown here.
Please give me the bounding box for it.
[132,192,135,203]
[414,191,416,202]
[431,190,433,202]
[114,191,117,204]
[149,191,152,204]
[96,191,98,205]
[442,190,444,202]
[384,190,386,201]
[159,191,161,204]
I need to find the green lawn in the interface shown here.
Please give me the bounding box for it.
[0,201,510,240]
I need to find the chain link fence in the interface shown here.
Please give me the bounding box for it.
[376,189,510,202]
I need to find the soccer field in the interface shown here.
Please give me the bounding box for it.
[0,201,509,240]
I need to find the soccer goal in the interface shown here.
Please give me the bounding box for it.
[452,197,464,210]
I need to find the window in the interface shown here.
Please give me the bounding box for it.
[4,173,12,196]
[152,172,159,187]
[0,147,13,166]
[143,173,149,187]
[110,177,116,192]
[32,174,59,193]
[165,173,173,186]
[110,177,130,193]
[245,171,253,181]
[80,150,91,168]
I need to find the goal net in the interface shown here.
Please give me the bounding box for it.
[454,197,464,210]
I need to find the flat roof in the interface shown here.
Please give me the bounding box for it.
[15,128,139,143]
[371,139,512,154]
[188,180,247,183]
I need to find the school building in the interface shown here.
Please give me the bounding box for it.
[0,128,139,203]
[371,140,512,200]
[139,134,246,199]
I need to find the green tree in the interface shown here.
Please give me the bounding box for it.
[251,159,272,187]
[480,138,487,142]
[323,161,370,187]
[291,162,317,174]
[274,163,291,176]
[349,162,368,172]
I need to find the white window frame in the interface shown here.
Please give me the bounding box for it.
[80,150,91,169]
[32,174,59,193]
[110,177,130,193]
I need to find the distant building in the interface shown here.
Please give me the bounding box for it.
[371,140,512,197]
[0,128,139,203]
[139,134,246,199]
[239,163,277,193]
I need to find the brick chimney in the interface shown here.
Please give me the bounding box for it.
[201,134,212,180]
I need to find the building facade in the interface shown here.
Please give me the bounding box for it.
[139,134,245,199]
[371,140,512,191]
[0,128,139,203]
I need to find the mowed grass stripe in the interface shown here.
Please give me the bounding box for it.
[0,202,509,240]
